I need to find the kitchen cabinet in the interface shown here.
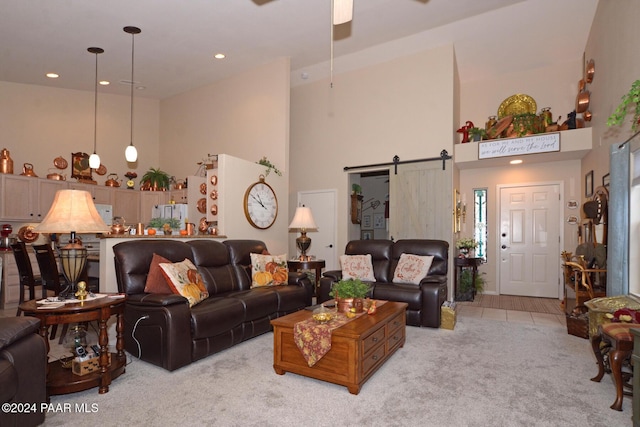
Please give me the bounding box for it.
[170,189,188,204]
[68,182,114,205]
[0,175,67,221]
[112,189,140,225]
[139,191,170,226]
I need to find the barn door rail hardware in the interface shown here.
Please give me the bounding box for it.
[344,150,451,174]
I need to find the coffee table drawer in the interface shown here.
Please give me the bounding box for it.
[363,325,386,354]
[388,311,404,335]
[362,343,387,376]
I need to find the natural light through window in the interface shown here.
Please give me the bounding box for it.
[474,188,487,261]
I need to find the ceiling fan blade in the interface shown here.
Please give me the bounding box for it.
[333,0,353,25]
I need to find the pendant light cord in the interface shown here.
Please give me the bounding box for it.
[330,0,334,89]
[130,30,135,145]
[93,52,98,154]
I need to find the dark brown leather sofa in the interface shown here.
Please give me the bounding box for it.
[113,239,313,371]
[318,239,448,328]
[0,317,47,427]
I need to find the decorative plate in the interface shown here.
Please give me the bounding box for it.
[210,190,218,200]
[497,94,537,118]
[53,156,68,169]
[95,164,107,175]
[199,183,207,195]
[18,225,39,243]
[197,198,207,214]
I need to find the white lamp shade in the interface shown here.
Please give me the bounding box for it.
[88,153,100,169]
[125,144,138,162]
[288,207,318,231]
[34,189,110,234]
[333,0,353,25]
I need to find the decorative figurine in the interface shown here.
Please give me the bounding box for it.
[75,281,88,300]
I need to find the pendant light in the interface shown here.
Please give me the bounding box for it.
[329,0,353,88]
[124,26,141,163]
[88,47,103,169]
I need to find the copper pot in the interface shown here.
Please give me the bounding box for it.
[105,173,120,187]
[46,168,66,181]
[576,90,590,114]
[20,163,37,177]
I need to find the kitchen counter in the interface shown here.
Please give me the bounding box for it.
[101,234,227,239]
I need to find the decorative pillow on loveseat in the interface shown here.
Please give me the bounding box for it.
[159,259,209,307]
[340,254,376,281]
[144,253,174,294]
[250,253,289,287]
[392,253,434,285]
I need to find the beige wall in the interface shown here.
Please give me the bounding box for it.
[583,0,640,184]
[0,81,159,184]
[159,58,291,181]
[290,45,457,259]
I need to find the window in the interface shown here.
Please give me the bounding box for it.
[473,188,487,261]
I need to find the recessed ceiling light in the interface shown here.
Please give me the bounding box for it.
[46,73,59,79]
[214,53,226,59]
[510,159,523,165]
[99,80,110,86]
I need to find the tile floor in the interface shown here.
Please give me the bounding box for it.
[458,304,566,327]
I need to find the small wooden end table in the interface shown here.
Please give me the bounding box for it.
[287,259,326,297]
[19,294,127,396]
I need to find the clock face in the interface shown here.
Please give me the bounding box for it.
[244,180,278,229]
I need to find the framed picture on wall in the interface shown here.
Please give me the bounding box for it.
[362,214,372,228]
[361,229,373,240]
[71,152,92,181]
[603,173,610,188]
[585,170,594,198]
[373,212,385,229]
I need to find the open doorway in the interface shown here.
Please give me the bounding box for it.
[349,170,389,241]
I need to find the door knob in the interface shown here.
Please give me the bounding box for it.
[501,245,509,249]
[326,244,333,248]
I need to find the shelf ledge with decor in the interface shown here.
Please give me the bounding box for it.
[454,127,592,169]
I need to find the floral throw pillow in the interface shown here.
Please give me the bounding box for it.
[159,258,209,307]
[392,253,434,285]
[340,254,376,281]
[250,253,289,288]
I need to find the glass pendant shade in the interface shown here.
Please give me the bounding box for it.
[89,153,100,169]
[125,144,137,162]
[333,0,353,25]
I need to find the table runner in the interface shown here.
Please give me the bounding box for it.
[293,300,386,367]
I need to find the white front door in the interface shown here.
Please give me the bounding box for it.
[498,183,561,297]
[298,190,338,271]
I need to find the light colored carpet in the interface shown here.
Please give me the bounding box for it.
[43,316,630,426]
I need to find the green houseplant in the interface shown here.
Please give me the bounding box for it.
[329,279,371,312]
[607,79,640,132]
[468,127,487,142]
[457,269,485,301]
[147,217,181,229]
[140,167,171,191]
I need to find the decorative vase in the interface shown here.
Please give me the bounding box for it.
[459,248,470,258]
[336,297,354,313]
[163,230,172,235]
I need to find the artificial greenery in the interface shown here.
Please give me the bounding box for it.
[511,113,544,137]
[141,167,171,190]
[329,279,371,299]
[148,217,181,229]
[468,127,487,141]
[456,237,478,250]
[257,157,282,177]
[607,79,640,132]
[458,269,485,294]
[351,183,362,194]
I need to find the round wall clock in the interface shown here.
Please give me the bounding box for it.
[243,175,278,229]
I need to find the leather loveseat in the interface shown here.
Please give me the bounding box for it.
[113,239,313,371]
[0,316,47,427]
[318,239,448,328]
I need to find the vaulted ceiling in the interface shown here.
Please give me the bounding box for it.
[0,0,598,99]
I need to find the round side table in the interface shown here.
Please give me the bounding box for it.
[287,259,326,297]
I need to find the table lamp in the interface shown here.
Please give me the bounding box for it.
[34,189,110,297]
[288,206,318,261]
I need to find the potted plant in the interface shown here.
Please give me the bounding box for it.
[468,127,487,142]
[607,79,640,132]
[456,269,485,301]
[351,183,362,195]
[140,167,171,191]
[329,278,371,313]
[256,157,282,177]
[455,237,478,258]
[509,113,544,137]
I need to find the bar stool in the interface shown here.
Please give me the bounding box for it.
[11,241,43,316]
[591,322,640,411]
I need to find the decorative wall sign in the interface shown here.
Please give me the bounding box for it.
[585,170,594,198]
[567,200,578,209]
[478,133,560,159]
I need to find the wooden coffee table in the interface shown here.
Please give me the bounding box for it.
[271,301,407,394]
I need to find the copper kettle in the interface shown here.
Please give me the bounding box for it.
[105,173,120,187]
[20,163,37,177]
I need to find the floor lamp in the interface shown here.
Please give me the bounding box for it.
[289,206,318,261]
[34,189,110,298]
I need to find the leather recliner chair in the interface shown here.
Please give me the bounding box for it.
[0,316,47,427]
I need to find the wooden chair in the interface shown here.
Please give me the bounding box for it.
[562,253,606,307]
[32,244,69,340]
[11,241,43,316]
